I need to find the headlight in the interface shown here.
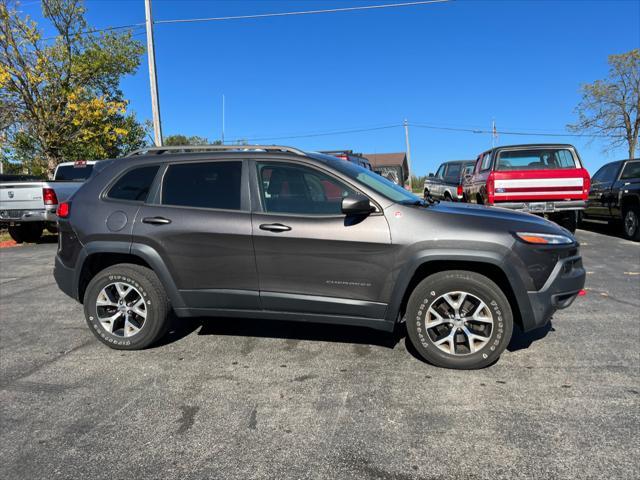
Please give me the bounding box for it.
[515,232,574,245]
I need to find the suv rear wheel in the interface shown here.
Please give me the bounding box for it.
[83,264,170,350]
[406,270,513,369]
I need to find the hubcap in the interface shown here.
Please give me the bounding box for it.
[96,282,147,338]
[624,210,638,236]
[423,291,494,356]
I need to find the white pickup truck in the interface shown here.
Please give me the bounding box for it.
[0,160,97,243]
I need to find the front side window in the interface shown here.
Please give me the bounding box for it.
[591,163,618,183]
[108,165,159,202]
[620,161,640,180]
[162,161,242,210]
[435,164,446,178]
[257,163,356,215]
[496,149,578,171]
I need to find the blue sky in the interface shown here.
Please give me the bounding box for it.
[21,0,640,174]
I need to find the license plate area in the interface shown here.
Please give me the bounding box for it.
[526,202,555,213]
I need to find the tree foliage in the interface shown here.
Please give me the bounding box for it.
[0,0,147,176]
[569,49,640,159]
[164,134,220,146]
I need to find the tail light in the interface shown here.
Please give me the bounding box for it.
[582,170,591,200]
[43,187,58,205]
[486,172,495,204]
[457,184,464,198]
[57,202,70,218]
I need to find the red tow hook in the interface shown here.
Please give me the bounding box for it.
[578,289,587,297]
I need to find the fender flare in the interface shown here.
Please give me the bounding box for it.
[75,241,185,308]
[385,249,533,328]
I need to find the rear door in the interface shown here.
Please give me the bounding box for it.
[132,159,259,310]
[250,160,393,320]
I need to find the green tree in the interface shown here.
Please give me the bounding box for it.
[0,0,146,175]
[164,134,219,146]
[568,49,640,159]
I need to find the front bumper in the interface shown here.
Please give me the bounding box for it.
[522,253,585,331]
[0,207,58,224]
[493,200,585,213]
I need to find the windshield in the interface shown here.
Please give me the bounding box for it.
[54,164,94,181]
[329,159,420,203]
[496,149,578,171]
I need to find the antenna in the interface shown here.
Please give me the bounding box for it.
[222,94,225,144]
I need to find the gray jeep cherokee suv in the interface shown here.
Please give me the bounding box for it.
[54,145,585,369]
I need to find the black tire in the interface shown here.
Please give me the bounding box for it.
[83,264,170,350]
[8,223,43,243]
[622,206,640,241]
[443,193,452,202]
[554,212,577,233]
[406,271,513,370]
[423,189,430,200]
[8,225,24,243]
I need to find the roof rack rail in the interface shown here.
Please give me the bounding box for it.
[126,144,307,157]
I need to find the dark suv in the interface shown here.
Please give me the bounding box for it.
[54,145,586,369]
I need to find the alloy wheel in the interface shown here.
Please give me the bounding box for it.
[624,210,638,237]
[95,282,147,337]
[423,291,494,355]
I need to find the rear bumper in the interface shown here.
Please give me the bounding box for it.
[0,207,58,224]
[521,254,585,331]
[54,254,78,301]
[492,200,586,213]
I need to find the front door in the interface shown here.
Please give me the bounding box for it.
[132,159,259,310]
[250,160,394,319]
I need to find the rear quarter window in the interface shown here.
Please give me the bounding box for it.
[107,165,160,202]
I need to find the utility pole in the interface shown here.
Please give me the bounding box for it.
[222,94,225,144]
[403,118,413,188]
[145,0,163,146]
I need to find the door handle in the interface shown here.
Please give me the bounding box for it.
[259,223,291,233]
[142,216,171,225]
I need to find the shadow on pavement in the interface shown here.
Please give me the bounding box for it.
[159,315,403,349]
[577,221,627,240]
[507,321,554,352]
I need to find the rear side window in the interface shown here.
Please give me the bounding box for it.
[108,165,159,202]
[620,161,640,180]
[444,163,462,182]
[496,149,578,171]
[162,161,242,210]
[592,163,619,183]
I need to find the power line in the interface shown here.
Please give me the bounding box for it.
[410,122,623,139]
[155,1,450,25]
[224,124,402,143]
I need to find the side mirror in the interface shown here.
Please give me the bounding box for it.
[342,194,374,215]
[428,172,434,177]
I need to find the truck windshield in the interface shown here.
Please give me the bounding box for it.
[55,164,94,181]
[496,149,578,171]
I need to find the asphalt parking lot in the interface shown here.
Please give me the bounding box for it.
[1,228,638,480]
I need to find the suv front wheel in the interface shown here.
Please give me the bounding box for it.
[83,264,170,350]
[406,270,513,369]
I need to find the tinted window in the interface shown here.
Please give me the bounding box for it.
[592,163,618,183]
[620,161,640,180]
[444,163,462,182]
[480,153,492,171]
[162,161,242,210]
[435,164,446,178]
[108,165,159,202]
[257,163,356,214]
[55,164,94,181]
[496,149,578,171]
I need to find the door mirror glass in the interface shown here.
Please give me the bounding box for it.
[428,172,434,177]
[341,194,374,215]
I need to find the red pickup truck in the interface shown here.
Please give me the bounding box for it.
[462,144,590,232]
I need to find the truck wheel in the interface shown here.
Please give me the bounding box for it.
[8,225,24,243]
[406,271,513,370]
[423,189,430,200]
[8,223,43,243]
[83,264,170,350]
[554,212,577,233]
[622,207,640,241]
